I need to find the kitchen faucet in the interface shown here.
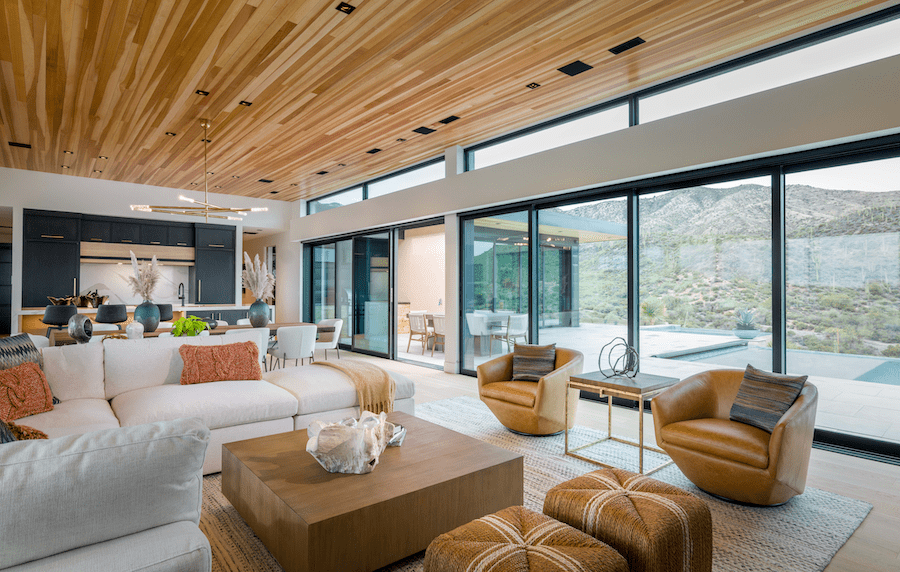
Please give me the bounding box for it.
[178,282,185,306]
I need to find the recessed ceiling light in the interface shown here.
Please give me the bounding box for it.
[336,2,356,14]
[98,155,108,160]
[63,149,74,154]
[195,89,209,96]
[338,163,346,167]
[232,175,240,179]
[258,179,274,183]
[207,171,215,175]
[9,141,31,149]
[396,138,406,142]
[317,171,329,175]
[412,127,435,135]
[201,138,211,143]
[270,191,280,194]
[214,185,222,188]
[526,82,540,89]
[93,170,102,173]
[367,148,381,154]
[191,182,198,185]
[290,183,299,187]
[557,60,593,76]
[439,115,459,124]
[165,132,176,136]
[239,100,252,106]
[61,165,69,169]
[609,37,646,55]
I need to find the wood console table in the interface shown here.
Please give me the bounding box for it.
[32,323,334,346]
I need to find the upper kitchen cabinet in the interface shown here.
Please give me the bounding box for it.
[81,218,111,243]
[110,222,140,244]
[195,225,235,250]
[167,224,194,247]
[23,210,80,242]
[140,223,167,246]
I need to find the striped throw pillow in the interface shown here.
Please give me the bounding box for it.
[730,364,807,433]
[511,343,557,382]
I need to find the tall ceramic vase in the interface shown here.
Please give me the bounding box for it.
[134,300,160,332]
[248,299,270,328]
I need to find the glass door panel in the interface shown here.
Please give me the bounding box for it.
[462,210,530,372]
[352,232,391,355]
[537,199,628,368]
[311,244,335,323]
[336,240,352,345]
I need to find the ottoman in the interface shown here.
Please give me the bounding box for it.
[424,505,628,572]
[543,468,712,572]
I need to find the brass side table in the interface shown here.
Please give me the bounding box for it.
[566,370,679,475]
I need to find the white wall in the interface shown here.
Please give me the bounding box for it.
[0,168,293,333]
[397,225,445,312]
[242,230,301,323]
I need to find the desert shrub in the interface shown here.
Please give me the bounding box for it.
[820,292,855,312]
[883,345,900,358]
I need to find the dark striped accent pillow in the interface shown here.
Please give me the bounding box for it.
[730,364,807,433]
[512,343,557,382]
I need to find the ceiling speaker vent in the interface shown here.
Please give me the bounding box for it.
[526,82,540,89]
[413,126,436,135]
[336,2,356,14]
[316,171,329,175]
[610,37,646,55]
[195,89,210,96]
[8,142,31,149]
[439,115,460,124]
[258,179,274,183]
[558,60,593,76]
[367,148,382,154]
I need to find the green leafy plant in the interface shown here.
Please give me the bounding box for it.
[735,309,757,330]
[171,316,209,337]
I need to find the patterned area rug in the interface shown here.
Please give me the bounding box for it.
[200,396,872,572]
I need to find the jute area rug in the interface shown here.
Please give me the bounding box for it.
[200,396,871,572]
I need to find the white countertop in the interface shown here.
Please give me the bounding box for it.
[18,304,261,315]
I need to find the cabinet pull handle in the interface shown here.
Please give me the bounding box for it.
[150,241,161,245]
[90,238,103,241]
[41,234,64,239]
[198,280,201,302]
[209,244,225,248]
[177,242,187,246]
[121,239,132,243]
[73,278,77,296]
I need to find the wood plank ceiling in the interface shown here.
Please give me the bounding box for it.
[0,0,894,203]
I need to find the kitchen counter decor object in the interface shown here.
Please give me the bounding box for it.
[242,252,275,328]
[67,314,92,344]
[126,321,144,339]
[127,251,161,332]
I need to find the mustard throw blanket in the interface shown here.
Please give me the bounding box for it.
[312,360,396,414]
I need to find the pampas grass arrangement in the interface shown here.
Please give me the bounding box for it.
[127,251,160,301]
[242,252,275,302]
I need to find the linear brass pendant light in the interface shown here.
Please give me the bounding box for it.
[131,119,267,222]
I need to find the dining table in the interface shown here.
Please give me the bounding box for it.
[32,322,334,347]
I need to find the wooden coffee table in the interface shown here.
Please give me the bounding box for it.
[222,412,524,572]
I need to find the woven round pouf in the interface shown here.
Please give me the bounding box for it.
[424,505,628,572]
[543,468,712,572]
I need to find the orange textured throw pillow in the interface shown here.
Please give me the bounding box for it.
[0,362,54,422]
[179,341,262,385]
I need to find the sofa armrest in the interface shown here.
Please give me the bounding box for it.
[768,383,818,486]
[476,353,514,389]
[651,371,722,447]
[0,418,209,569]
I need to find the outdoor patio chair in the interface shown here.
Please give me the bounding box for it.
[407,311,433,354]
[490,313,528,355]
[431,315,446,356]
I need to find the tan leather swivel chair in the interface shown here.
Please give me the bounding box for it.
[477,347,584,436]
[652,369,818,506]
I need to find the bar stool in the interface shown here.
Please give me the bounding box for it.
[156,304,174,322]
[42,305,78,338]
[95,304,127,331]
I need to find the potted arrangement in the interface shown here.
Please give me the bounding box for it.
[127,251,161,332]
[242,252,275,328]
[170,315,209,337]
[733,308,760,339]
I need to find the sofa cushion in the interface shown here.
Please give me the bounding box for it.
[661,417,770,469]
[179,341,262,385]
[0,332,43,370]
[103,330,262,399]
[264,367,415,416]
[480,380,538,408]
[0,362,54,422]
[511,343,556,382]
[730,364,807,433]
[19,398,121,439]
[111,380,298,430]
[42,341,106,401]
[0,419,209,569]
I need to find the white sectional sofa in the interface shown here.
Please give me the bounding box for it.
[20,330,415,474]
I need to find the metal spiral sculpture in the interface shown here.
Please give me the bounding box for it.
[599,337,639,378]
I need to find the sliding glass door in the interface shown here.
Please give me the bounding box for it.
[351,232,391,355]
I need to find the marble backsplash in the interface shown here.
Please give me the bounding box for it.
[80,263,190,305]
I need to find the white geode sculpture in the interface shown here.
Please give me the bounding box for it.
[306,411,405,474]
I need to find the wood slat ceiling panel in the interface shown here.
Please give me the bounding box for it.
[0,0,894,203]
